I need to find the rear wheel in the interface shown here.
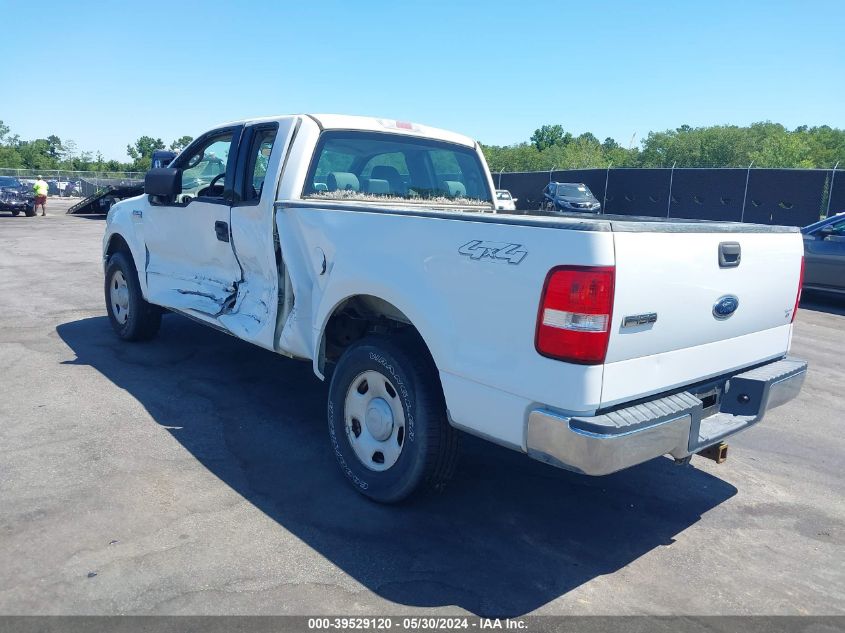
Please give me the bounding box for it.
[328,335,459,503]
[24,206,36,217]
[11,209,20,217]
[104,251,161,341]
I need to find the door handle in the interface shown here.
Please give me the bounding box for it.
[214,221,230,243]
[718,241,741,268]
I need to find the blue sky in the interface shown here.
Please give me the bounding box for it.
[1,0,843,161]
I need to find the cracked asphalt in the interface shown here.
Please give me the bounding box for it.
[0,207,843,615]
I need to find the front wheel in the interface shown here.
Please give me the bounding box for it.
[24,206,36,217]
[104,252,162,341]
[11,209,20,217]
[328,335,459,503]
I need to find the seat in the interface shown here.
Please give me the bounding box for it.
[366,179,390,194]
[327,172,359,192]
[440,180,467,198]
[370,166,405,195]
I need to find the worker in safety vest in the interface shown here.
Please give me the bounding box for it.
[33,176,49,216]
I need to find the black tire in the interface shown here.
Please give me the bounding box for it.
[11,209,20,217]
[24,206,36,217]
[328,335,459,503]
[104,251,162,341]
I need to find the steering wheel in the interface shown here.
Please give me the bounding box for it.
[208,173,226,190]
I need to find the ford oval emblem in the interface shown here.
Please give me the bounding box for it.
[713,295,739,320]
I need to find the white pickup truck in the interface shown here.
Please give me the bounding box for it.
[102,114,808,503]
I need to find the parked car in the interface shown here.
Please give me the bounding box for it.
[802,212,845,295]
[495,189,517,212]
[103,114,806,503]
[58,180,82,197]
[0,176,36,216]
[541,182,601,213]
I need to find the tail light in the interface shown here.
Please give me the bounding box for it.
[791,255,805,323]
[536,266,615,364]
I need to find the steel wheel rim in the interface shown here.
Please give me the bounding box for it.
[344,369,406,471]
[110,270,130,325]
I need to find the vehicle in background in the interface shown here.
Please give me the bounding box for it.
[541,182,601,214]
[0,176,36,216]
[151,150,177,169]
[802,212,845,295]
[495,189,517,212]
[58,180,82,197]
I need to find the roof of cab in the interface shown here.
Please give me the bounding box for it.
[217,114,478,148]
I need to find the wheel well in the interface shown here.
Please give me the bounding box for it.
[105,233,131,258]
[321,295,434,371]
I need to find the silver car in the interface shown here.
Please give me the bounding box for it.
[802,212,845,295]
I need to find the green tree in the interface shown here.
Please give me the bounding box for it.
[530,124,571,151]
[126,136,165,171]
[169,135,194,152]
[46,135,63,159]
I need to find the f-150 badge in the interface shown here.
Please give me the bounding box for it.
[458,240,527,264]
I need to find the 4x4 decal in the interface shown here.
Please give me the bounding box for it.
[458,240,528,265]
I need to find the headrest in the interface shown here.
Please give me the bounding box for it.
[366,179,390,194]
[441,180,466,197]
[313,182,328,192]
[371,165,401,182]
[327,172,359,192]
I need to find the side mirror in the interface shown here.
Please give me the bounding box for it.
[817,226,835,239]
[145,168,182,197]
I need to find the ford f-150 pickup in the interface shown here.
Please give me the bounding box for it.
[102,114,808,503]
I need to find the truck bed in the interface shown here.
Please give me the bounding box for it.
[279,200,799,234]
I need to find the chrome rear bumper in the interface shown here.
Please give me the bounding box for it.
[526,356,807,476]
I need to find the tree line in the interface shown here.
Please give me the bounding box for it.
[1,118,843,175]
[0,119,192,173]
[481,122,845,172]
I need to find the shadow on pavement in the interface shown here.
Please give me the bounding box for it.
[57,314,736,617]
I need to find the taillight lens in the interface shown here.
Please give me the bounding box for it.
[791,255,805,323]
[536,266,615,364]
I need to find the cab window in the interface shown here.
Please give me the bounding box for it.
[243,127,277,202]
[303,131,491,207]
[161,132,234,205]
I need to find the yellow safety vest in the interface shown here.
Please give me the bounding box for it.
[34,180,48,196]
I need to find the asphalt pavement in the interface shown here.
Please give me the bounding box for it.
[0,210,842,615]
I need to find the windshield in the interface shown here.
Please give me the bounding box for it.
[556,184,592,199]
[496,191,512,200]
[0,177,21,187]
[304,131,491,207]
[803,214,845,233]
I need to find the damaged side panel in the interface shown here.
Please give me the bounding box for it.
[142,193,244,321]
[146,266,240,317]
[220,118,300,352]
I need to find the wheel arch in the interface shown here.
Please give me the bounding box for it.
[315,293,441,382]
[105,232,132,258]
[103,228,148,297]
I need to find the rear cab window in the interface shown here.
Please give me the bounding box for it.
[302,131,492,209]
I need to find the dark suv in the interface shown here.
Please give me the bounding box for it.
[0,176,35,216]
[541,182,601,214]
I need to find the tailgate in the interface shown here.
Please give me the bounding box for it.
[601,229,804,407]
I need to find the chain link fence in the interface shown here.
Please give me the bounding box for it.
[0,168,145,197]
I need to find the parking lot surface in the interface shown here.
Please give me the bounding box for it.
[0,212,843,616]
